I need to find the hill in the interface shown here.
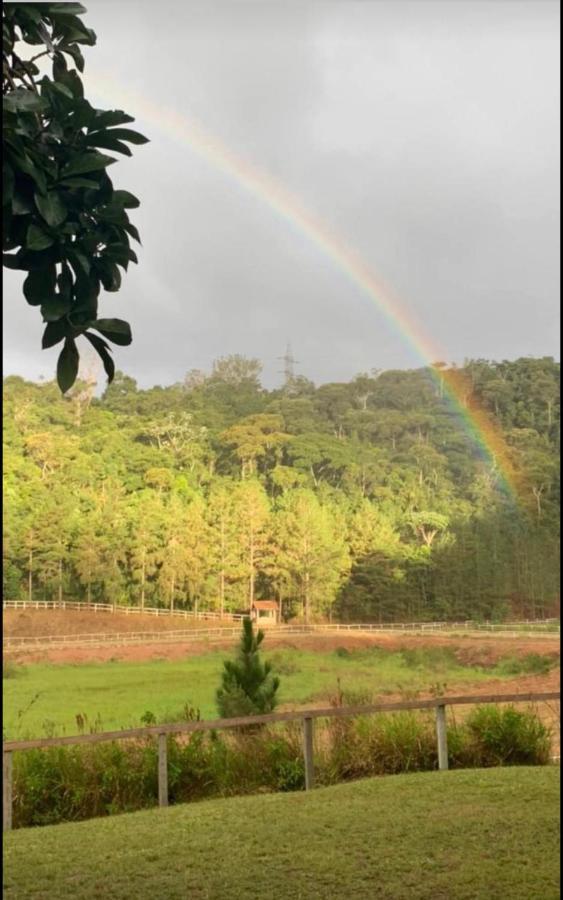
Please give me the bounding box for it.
[3,356,560,622]
[3,766,560,899]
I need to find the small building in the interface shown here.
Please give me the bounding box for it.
[250,600,279,626]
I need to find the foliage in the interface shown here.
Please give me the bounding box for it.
[2,355,560,622]
[216,618,280,717]
[496,652,555,677]
[2,3,148,391]
[458,705,553,767]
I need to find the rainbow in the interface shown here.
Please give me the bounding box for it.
[89,75,525,504]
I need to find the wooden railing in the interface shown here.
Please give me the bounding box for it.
[3,690,559,831]
[4,621,560,651]
[2,599,245,622]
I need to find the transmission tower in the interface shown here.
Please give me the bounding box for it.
[277,342,299,386]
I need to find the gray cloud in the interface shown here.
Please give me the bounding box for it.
[3,1,559,388]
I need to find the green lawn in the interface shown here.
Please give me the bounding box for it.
[3,767,560,899]
[3,645,540,739]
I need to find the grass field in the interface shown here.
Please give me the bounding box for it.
[3,766,560,899]
[4,643,554,739]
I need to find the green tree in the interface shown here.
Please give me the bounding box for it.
[3,2,148,390]
[273,489,350,621]
[232,480,271,611]
[216,618,280,718]
[206,483,243,616]
[125,492,163,610]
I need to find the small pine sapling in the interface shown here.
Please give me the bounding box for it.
[216,617,280,718]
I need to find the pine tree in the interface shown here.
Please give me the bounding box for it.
[216,618,280,718]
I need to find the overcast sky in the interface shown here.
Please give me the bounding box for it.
[3,0,560,389]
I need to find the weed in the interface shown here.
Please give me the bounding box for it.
[497,653,555,677]
[3,659,24,680]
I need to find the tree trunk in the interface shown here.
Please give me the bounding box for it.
[28,545,33,604]
[249,532,255,612]
[220,570,225,618]
[141,549,146,612]
[170,574,176,612]
[219,518,226,617]
[58,558,63,604]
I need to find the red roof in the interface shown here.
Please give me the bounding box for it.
[252,600,278,610]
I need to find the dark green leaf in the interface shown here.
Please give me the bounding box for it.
[83,133,132,156]
[12,192,34,215]
[61,42,85,71]
[93,318,132,346]
[3,88,48,113]
[3,165,15,206]
[87,109,135,131]
[87,127,149,145]
[59,176,101,189]
[97,205,129,226]
[52,51,68,79]
[67,249,90,277]
[3,252,26,270]
[23,267,57,306]
[41,295,72,322]
[61,153,116,177]
[68,99,96,129]
[47,80,74,100]
[124,222,141,244]
[84,331,115,382]
[59,69,84,99]
[57,337,79,393]
[26,224,55,251]
[42,319,69,349]
[113,190,140,209]
[57,263,73,300]
[34,191,67,227]
[5,150,48,194]
[45,3,88,14]
[37,20,55,52]
[102,244,137,270]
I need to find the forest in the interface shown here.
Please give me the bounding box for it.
[2,355,560,622]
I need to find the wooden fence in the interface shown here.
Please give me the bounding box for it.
[3,603,559,653]
[2,599,245,622]
[3,690,559,831]
[4,622,561,652]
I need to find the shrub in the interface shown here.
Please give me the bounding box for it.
[497,653,554,677]
[323,712,438,783]
[269,652,301,676]
[458,705,552,767]
[11,704,553,829]
[399,647,458,670]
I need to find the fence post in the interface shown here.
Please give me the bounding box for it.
[302,716,315,790]
[3,750,13,832]
[158,733,168,807]
[435,703,449,771]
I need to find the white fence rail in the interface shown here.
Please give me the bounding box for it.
[3,621,560,651]
[3,599,244,622]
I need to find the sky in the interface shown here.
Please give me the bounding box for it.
[3,0,560,389]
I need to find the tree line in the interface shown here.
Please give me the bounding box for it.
[3,354,560,621]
